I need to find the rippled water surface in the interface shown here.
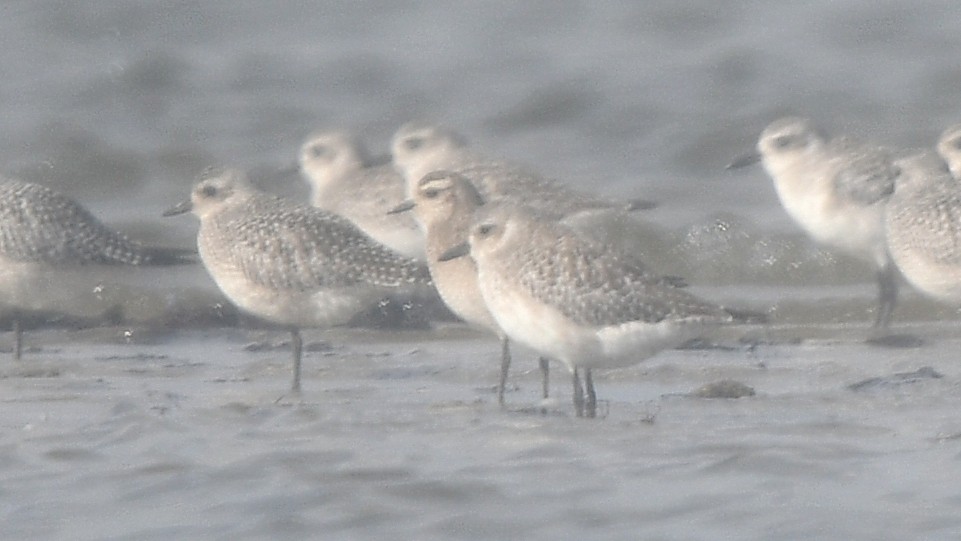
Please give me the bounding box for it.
[3,324,961,540]
[3,2,961,539]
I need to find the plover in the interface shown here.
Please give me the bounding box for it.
[0,176,193,359]
[884,150,961,304]
[164,168,431,392]
[728,116,900,328]
[389,170,550,405]
[389,121,655,216]
[439,202,743,418]
[297,131,425,261]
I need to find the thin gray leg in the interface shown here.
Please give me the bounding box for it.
[497,337,511,407]
[584,368,597,419]
[572,368,585,417]
[539,357,550,400]
[12,317,22,361]
[874,262,899,329]
[290,328,303,393]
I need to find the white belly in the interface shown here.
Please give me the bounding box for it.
[479,276,706,372]
[771,167,887,267]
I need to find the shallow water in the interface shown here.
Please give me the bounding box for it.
[3,2,961,539]
[2,323,961,540]
[4,2,961,297]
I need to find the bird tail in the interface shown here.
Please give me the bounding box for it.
[140,245,198,266]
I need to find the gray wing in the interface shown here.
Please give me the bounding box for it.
[0,180,156,265]
[457,162,628,216]
[455,162,546,200]
[330,165,414,225]
[224,197,429,292]
[515,231,728,327]
[829,138,897,205]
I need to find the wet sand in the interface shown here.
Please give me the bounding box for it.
[2,320,960,540]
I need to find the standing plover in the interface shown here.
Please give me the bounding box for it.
[440,202,742,418]
[729,117,900,328]
[164,168,431,392]
[389,170,550,406]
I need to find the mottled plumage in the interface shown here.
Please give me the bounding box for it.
[390,122,652,216]
[297,131,424,261]
[165,168,430,392]
[729,116,900,328]
[489,208,729,328]
[0,176,193,359]
[0,178,187,266]
[885,151,961,302]
[827,137,898,205]
[447,202,740,417]
[203,194,427,293]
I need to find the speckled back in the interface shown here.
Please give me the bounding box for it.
[0,178,156,265]
[199,191,430,292]
[477,207,730,327]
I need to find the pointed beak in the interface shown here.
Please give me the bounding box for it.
[437,242,470,262]
[726,151,762,170]
[624,198,658,212]
[277,161,301,177]
[162,199,193,217]
[387,199,416,215]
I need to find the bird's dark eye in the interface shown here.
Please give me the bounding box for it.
[404,137,425,151]
[423,188,440,199]
[773,135,793,149]
[477,223,495,236]
[201,184,217,197]
[310,145,329,159]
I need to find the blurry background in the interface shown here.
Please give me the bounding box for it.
[1,0,959,296]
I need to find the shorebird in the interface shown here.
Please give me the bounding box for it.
[439,202,746,418]
[884,150,961,304]
[388,170,550,405]
[164,168,431,392]
[297,131,425,261]
[728,116,900,328]
[0,176,193,359]
[389,121,656,216]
